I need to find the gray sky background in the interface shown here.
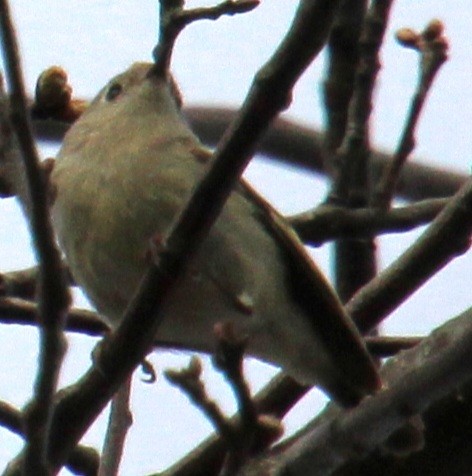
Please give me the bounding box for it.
[0,1,470,473]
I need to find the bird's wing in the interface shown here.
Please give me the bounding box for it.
[235,179,380,406]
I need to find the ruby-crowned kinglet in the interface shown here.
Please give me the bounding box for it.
[50,63,379,406]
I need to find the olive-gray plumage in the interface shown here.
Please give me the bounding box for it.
[51,63,379,406]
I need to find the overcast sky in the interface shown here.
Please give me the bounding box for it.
[0,1,471,473]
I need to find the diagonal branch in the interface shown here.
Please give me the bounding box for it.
[38,1,343,471]
[374,20,449,208]
[348,176,472,332]
[239,308,472,475]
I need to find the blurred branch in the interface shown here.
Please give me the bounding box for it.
[0,400,100,476]
[184,107,467,201]
[29,106,468,202]
[0,295,417,360]
[98,378,133,476]
[363,335,421,357]
[0,266,39,300]
[0,400,22,437]
[322,0,367,161]
[0,263,74,301]
[0,1,70,472]
[328,0,394,302]
[0,296,108,337]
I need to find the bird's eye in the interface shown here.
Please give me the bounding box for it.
[105,82,123,101]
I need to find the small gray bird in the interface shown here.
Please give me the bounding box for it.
[51,62,379,406]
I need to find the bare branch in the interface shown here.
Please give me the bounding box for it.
[183,107,468,201]
[238,308,472,475]
[0,400,100,476]
[212,322,281,474]
[152,0,259,76]
[327,0,394,301]
[0,1,70,472]
[98,378,133,476]
[36,1,342,471]
[28,103,468,203]
[374,20,449,208]
[322,0,367,159]
[348,177,472,332]
[289,198,448,246]
[329,0,394,205]
[166,357,235,441]
[0,296,108,337]
[364,335,421,357]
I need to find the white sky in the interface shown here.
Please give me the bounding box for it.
[0,1,471,474]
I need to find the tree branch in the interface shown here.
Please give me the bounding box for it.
[31,2,343,471]
[348,176,472,332]
[0,1,70,472]
[374,20,449,208]
[238,308,472,475]
[289,198,447,246]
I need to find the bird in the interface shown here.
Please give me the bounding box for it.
[50,62,380,407]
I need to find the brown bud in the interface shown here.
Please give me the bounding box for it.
[395,28,420,49]
[423,19,444,42]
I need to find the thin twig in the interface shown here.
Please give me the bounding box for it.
[0,400,22,436]
[212,323,260,474]
[0,73,23,199]
[98,378,133,476]
[365,335,421,357]
[165,357,235,442]
[289,197,448,246]
[374,20,449,208]
[213,323,257,433]
[152,0,259,76]
[0,296,108,336]
[329,0,395,205]
[0,1,70,473]
[0,266,39,299]
[322,0,366,161]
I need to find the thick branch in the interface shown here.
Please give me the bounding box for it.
[29,106,468,202]
[39,2,342,470]
[238,308,472,475]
